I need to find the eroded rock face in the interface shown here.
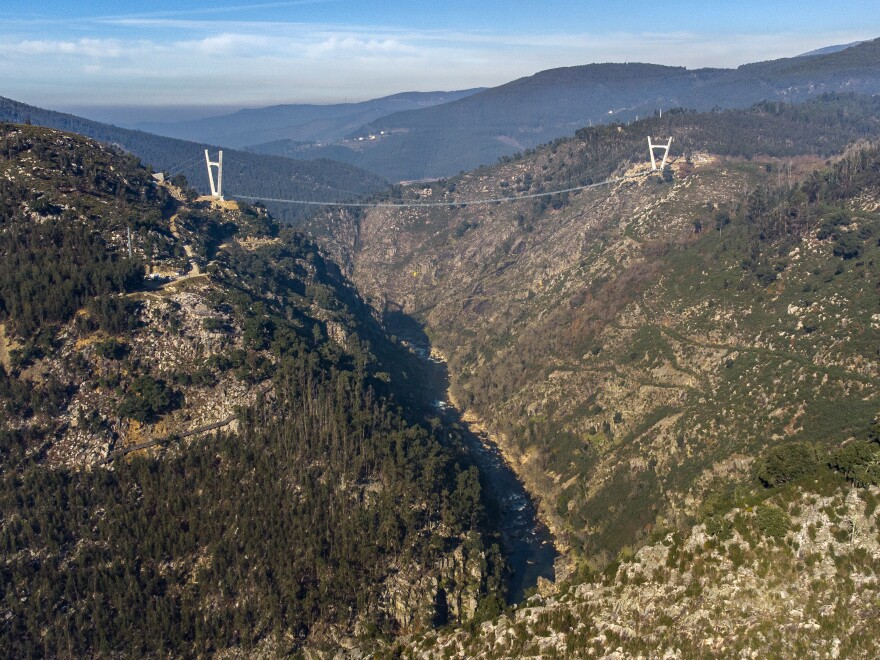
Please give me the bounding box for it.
[406,485,880,659]
[382,540,489,632]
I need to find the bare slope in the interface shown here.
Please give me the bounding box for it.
[412,479,880,658]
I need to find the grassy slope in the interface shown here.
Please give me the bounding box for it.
[309,103,880,563]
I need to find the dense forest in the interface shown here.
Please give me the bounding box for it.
[0,124,504,655]
[0,124,173,336]
[0,349,501,656]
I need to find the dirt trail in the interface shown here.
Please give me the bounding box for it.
[168,213,201,276]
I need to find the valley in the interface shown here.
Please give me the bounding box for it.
[3,35,880,655]
[302,100,880,572]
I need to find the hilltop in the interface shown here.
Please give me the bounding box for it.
[0,124,505,655]
[0,97,389,225]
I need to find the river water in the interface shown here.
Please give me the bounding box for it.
[404,339,559,603]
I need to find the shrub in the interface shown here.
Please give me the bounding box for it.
[816,209,851,240]
[118,376,181,423]
[705,515,734,541]
[94,338,128,360]
[202,317,230,333]
[756,505,790,539]
[829,440,880,486]
[727,542,746,568]
[833,232,862,260]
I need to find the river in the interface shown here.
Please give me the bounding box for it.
[402,337,559,603]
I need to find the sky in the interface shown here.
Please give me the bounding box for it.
[2,0,879,119]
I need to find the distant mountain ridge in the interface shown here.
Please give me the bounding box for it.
[0,96,388,224]
[798,41,864,57]
[251,37,880,181]
[133,89,485,148]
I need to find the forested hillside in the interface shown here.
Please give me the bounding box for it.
[253,39,880,180]
[0,97,388,224]
[0,124,504,655]
[308,96,880,565]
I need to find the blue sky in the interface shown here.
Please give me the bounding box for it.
[2,0,878,115]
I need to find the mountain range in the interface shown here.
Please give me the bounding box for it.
[132,89,484,148]
[156,38,880,181]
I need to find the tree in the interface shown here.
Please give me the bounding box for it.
[714,210,731,232]
[756,441,819,487]
[833,232,862,259]
[117,376,181,423]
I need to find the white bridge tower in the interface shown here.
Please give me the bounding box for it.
[205,150,223,199]
[647,137,673,172]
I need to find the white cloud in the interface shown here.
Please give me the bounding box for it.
[306,35,419,58]
[185,33,273,56]
[1,38,124,58]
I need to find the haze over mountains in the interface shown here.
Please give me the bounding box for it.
[2,38,879,197]
[132,89,484,149]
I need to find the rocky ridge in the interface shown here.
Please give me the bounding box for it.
[0,124,505,654]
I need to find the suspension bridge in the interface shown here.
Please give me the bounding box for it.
[162,137,673,210]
